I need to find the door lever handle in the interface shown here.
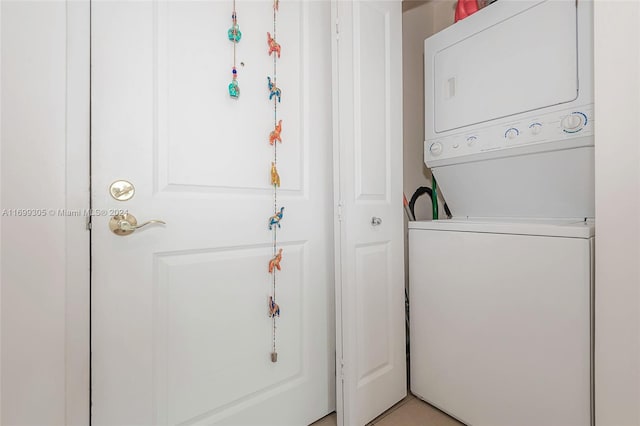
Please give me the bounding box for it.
[109,213,166,236]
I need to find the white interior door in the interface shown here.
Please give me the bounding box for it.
[332,1,406,425]
[91,1,335,425]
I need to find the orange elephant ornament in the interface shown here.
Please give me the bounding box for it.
[270,120,283,145]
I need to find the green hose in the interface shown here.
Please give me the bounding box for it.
[432,176,439,220]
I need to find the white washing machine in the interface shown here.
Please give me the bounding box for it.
[409,219,594,426]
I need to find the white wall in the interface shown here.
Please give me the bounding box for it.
[401,1,454,296]
[0,2,3,422]
[0,1,89,424]
[402,3,433,221]
[402,0,454,221]
[430,0,455,34]
[594,2,640,425]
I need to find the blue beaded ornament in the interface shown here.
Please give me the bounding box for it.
[268,207,284,230]
[267,76,282,103]
[229,67,240,99]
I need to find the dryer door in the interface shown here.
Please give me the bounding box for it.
[429,0,578,133]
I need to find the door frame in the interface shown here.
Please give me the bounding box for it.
[60,1,640,425]
[330,3,346,425]
[65,0,91,423]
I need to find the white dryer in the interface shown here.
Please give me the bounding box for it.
[409,219,594,426]
[424,0,594,219]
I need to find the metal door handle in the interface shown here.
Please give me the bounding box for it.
[371,217,382,226]
[109,213,166,236]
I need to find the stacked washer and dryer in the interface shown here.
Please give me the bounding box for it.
[409,1,594,425]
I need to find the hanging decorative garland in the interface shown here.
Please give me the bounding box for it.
[227,0,241,98]
[267,0,283,363]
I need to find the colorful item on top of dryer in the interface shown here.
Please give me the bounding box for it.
[454,0,479,22]
[268,207,285,230]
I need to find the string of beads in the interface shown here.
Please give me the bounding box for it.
[267,0,283,363]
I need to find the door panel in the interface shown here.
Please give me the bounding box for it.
[355,2,390,201]
[153,243,307,425]
[355,243,393,384]
[92,2,334,425]
[332,1,406,425]
[156,1,305,194]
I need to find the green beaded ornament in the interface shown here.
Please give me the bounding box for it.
[228,23,242,42]
[228,7,240,99]
[229,67,239,99]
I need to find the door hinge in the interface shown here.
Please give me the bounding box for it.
[86,216,92,230]
[337,202,344,222]
[340,359,345,381]
[335,18,339,40]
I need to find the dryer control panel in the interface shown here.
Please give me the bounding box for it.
[425,104,594,167]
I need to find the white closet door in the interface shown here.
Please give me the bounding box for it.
[332,1,406,425]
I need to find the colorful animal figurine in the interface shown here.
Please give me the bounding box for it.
[228,23,242,42]
[270,120,283,145]
[270,162,281,187]
[269,207,285,230]
[228,80,239,98]
[267,77,282,103]
[267,32,281,58]
[268,296,280,317]
[268,248,283,273]
[228,68,240,98]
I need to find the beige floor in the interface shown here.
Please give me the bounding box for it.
[310,393,464,426]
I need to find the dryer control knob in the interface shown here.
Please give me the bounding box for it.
[429,142,443,156]
[530,123,542,135]
[505,128,519,140]
[466,136,478,146]
[561,113,585,131]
